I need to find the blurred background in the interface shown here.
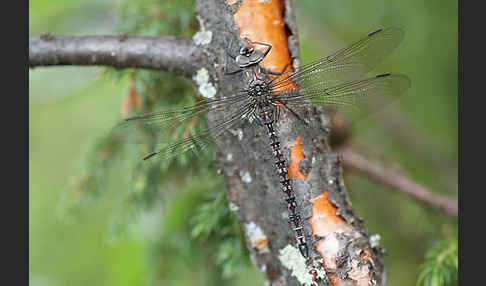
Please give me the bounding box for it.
[29,0,457,286]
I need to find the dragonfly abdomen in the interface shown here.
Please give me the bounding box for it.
[264,122,309,259]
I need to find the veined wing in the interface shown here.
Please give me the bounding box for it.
[111,93,251,160]
[145,102,254,161]
[270,27,405,93]
[278,73,411,120]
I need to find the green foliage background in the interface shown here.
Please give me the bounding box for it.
[29,0,457,285]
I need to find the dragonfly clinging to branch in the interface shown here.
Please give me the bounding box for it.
[113,26,411,282]
[114,27,410,163]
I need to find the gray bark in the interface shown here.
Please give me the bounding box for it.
[29,35,206,77]
[196,0,386,285]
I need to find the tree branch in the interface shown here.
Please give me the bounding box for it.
[28,1,402,283]
[194,0,387,284]
[29,35,206,77]
[374,106,458,193]
[338,147,458,217]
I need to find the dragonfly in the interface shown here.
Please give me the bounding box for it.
[113,27,411,281]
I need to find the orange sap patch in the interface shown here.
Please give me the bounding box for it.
[288,136,306,179]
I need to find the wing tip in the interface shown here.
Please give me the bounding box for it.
[376,73,392,78]
[367,28,383,37]
[143,152,158,160]
[368,26,405,39]
[376,73,412,89]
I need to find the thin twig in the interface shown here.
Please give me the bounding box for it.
[29,35,206,77]
[375,106,458,191]
[338,147,458,217]
[327,105,458,194]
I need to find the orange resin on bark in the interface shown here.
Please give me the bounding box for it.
[308,190,346,236]
[288,136,307,179]
[121,75,142,116]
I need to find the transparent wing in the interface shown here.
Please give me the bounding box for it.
[146,103,254,161]
[278,73,411,120]
[112,93,252,160]
[270,27,405,93]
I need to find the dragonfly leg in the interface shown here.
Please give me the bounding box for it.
[226,38,236,60]
[276,100,308,125]
[225,67,243,75]
[245,37,272,59]
[268,63,289,76]
[224,38,241,74]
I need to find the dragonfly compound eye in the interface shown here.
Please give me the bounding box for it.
[240,46,254,56]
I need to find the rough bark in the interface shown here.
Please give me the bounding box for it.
[195,1,386,285]
[29,35,206,77]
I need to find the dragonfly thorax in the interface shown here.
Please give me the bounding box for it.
[248,81,271,100]
[246,65,273,102]
[245,67,276,125]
